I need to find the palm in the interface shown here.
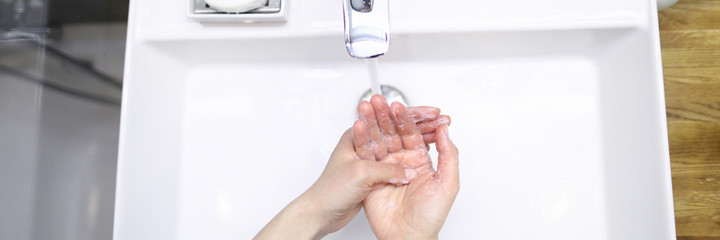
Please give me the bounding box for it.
[352,95,459,240]
[364,150,453,239]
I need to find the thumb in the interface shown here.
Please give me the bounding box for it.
[436,124,459,183]
[358,161,418,185]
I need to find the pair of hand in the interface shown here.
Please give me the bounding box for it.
[353,95,459,240]
[255,95,459,240]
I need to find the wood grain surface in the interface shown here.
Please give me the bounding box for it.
[659,0,720,239]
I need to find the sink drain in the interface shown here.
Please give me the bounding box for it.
[359,85,408,106]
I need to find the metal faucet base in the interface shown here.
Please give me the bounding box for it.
[359,85,408,106]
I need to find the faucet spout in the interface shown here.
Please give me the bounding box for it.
[342,0,389,58]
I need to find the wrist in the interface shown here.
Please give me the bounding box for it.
[404,228,439,240]
[409,234,438,240]
[286,194,328,239]
[255,194,327,240]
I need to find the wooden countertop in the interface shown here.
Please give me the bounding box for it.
[658,0,720,239]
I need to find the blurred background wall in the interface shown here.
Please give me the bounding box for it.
[0,0,129,239]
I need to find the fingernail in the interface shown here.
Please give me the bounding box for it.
[404,168,418,181]
[391,101,405,108]
[439,117,450,125]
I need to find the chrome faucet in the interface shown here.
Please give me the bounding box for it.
[341,0,390,58]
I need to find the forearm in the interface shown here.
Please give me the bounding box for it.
[254,195,327,240]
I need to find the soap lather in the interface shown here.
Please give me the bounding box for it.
[204,0,268,13]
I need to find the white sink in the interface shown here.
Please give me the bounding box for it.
[115,0,676,239]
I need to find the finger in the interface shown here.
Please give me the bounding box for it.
[435,125,459,183]
[382,150,432,168]
[407,106,441,122]
[358,101,388,160]
[417,115,451,134]
[330,128,356,162]
[422,133,436,144]
[390,102,425,150]
[370,95,403,153]
[357,161,418,186]
[338,128,354,151]
[352,120,374,160]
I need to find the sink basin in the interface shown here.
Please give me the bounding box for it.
[115,0,675,239]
